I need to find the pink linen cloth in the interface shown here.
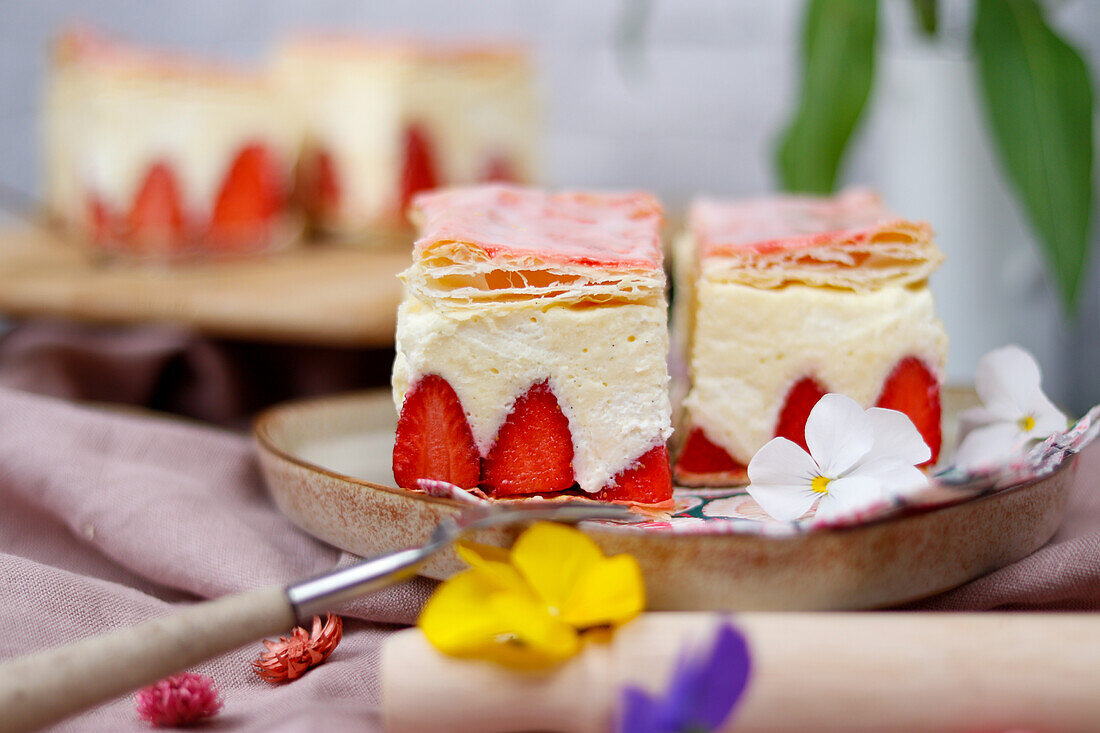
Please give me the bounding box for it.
[0,323,1098,731]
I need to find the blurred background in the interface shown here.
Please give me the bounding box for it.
[0,0,1097,412]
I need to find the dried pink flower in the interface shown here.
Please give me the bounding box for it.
[252,613,343,683]
[135,673,222,727]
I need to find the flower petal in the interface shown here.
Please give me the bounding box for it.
[814,475,885,522]
[848,458,929,494]
[616,686,663,733]
[455,542,528,592]
[975,345,1041,420]
[488,591,580,668]
[746,437,819,487]
[675,622,752,730]
[745,482,819,522]
[952,421,1025,471]
[957,405,999,446]
[418,570,521,656]
[1028,395,1069,439]
[805,394,873,476]
[511,522,605,613]
[418,568,579,669]
[561,554,645,628]
[456,541,511,566]
[861,407,931,467]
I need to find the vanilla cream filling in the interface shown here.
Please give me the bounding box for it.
[277,49,537,231]
[682,282,947,464]
[46,66,295,224]
[393,297,672,492]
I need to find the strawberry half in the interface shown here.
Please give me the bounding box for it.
[674,427,746,475]
[482,381,575,496]
[210,143,283,250]
[774,377,827,452]
[392,374,480,490]
[596,445,673,504]
[875,357,942,466]
[127,161,185,252]
[399,124,438,219]
[481,155,519,183]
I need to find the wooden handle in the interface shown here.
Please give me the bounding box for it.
[383,612,1100,732]
[0,586,294,733]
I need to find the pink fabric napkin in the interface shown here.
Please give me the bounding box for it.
[0,323,1099,731]
[0,384,431,732]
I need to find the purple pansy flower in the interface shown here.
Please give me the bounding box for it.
[617,621,751,733]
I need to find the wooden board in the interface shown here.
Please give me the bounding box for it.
[0,226,409,347]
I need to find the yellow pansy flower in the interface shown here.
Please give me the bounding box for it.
[418,521,645,669]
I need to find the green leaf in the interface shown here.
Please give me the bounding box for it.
[776,0,878,194]
[973,0,1095,314]
[909,0,937,37]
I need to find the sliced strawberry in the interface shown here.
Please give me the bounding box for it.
[774,377,828,451]
[875,357,942,466]
[597,445,673,504]
[672,427,748,486]
[393,374,480,490]
[674,427,746,475]
[127,162,185,252]
[481,155,519,183]
[399,124,438,219]
[210,143,283,249]
[482,380,574,496]
[298,147,340,218]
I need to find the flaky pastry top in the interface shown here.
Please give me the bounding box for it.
[402,185,666,313]
[689,189,943,291]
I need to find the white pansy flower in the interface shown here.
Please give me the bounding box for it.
[954,345,1068,470]
[746,393,931,522]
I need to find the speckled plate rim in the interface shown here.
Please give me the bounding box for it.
[253,389,1088,609]
[252,388,1076,541]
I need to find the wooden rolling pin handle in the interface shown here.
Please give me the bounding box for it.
[383,612,1100,733]
[0,585,295,733]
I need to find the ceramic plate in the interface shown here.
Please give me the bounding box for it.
[255,388,1085,610]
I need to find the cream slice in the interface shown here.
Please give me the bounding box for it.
[44,31,297,228]
[393,184,672,494]
[678,189,948,467]
[276,36,538,234]
[683,283,946,463]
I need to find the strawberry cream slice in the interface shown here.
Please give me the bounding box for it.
[673,189,948,486]
[392,184,673,507]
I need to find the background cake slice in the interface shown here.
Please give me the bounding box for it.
[673,189,948,486]
[392,184,673,505]
[276,36,538,241]
[43,29,299,258]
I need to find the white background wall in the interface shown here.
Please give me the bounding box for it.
[1,0,1098,411]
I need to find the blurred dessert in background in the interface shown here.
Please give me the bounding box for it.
[672,189,948,486]
[42,29,300,259]
[276,35,538,242]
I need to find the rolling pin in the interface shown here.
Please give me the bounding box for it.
[383,612,1100,732]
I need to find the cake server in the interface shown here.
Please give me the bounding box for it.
[0,501,637,733]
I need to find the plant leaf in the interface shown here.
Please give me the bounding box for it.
[776,0,878,194]
[973,0,1095,314]
[910,0,937,37]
